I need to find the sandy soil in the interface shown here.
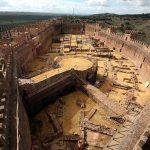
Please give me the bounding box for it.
[97,50,150,106]
[33,90,118,146]
[58,57,92,71]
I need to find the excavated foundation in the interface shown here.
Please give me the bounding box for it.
[1,20,150,150]
[18,34,149,150]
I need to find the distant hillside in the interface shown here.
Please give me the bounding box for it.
[121,13,150,19]
[0,12,62,33]
[90,13,150,18]
[0,11,65,16]
[0,11,68,25]
[77,13,150,44]
[0,12,149,44]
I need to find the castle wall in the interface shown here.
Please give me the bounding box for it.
[85,23,150,82]
[16,42,35,72]
[38,25,56,54]
[140,57,150,81]
[2,21,62,147]
[5,52,31,150]
[15,22,62,73]
[2,20,150,150]
[62,22,84,34]
[1,22,88,74]
[18,94,31,150]
[85,24,96,37]
[23,71,74,115]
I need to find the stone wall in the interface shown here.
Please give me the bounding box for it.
[1,19,150,149]
[76,80,127,116]
[62,22,84,34]
[16,23,62,73]
[18,93,31,150]
[0,21,62,75]
[38,24,61,54]
[16,42,35,73]
[23,70,74,115]
[1,21,86,75]
[21,59,97,115]
[85,23,150,149]
[0,21,88,148]
[85,23,150,82]
[4,52,31,150]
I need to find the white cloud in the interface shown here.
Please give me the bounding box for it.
[121,0,150,6]
[0,0,9,7]
[87,0,108,6]
[0,0,81,13]
[0,0,149,14]
[136,0,150,6]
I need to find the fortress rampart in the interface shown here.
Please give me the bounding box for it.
[62,21,84,34]
[0,19,150,150]
[0,51,31,150]
[85,23,150,82]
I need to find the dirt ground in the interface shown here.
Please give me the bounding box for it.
[32,90,118,148]
[97,51,150,106]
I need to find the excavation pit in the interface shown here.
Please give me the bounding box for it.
[31,90,119,150]
[19,34,150,150]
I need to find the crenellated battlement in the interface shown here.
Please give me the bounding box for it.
[125,30,143,34]
[88,22,150,51]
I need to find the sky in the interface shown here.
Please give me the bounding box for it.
[0,0,150,15]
